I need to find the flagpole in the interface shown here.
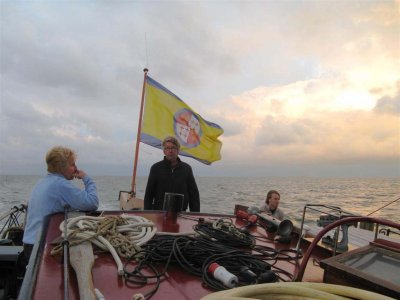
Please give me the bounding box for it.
[131,68,148,196]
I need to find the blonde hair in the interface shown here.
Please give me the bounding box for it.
[46,146,76,173]
[162,136,180,149]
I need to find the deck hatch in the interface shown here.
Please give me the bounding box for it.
[320,244,400,298]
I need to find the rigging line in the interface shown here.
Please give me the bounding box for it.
[367,196,400,216]
[145,32,149,69]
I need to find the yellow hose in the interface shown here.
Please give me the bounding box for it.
[200,282,396,300]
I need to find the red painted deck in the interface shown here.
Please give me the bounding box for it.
[30,211,330,300]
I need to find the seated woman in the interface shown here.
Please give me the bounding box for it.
[259,190,285,221]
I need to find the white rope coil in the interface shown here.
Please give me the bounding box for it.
[200,282,395,300]
[53,214,157,275]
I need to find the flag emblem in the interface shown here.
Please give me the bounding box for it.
[174,108,201,148]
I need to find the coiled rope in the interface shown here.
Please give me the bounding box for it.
[200,282,395,300]
[51,214,157,275]
[123,217,289,299]
[194,218,255,248]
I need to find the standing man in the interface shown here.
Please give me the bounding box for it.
[144,136,200,212]
[22,146,99,261]
[260,190,285,221]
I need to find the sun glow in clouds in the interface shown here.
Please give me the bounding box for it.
[333,90,376,111]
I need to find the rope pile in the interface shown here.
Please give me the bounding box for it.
[194,218,255,248]
[123,218,280,298]
[200,282,395,300]
[51,214,157,275]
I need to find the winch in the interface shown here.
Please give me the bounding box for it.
[317,214,356,252]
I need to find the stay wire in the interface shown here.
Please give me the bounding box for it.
[367,196,400,216]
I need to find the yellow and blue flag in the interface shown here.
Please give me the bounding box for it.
[140,76,223,164]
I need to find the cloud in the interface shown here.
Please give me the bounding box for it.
[215,73,399,170]
[374,81,400,115]
[1,0,399,177]
[255,116,316,146]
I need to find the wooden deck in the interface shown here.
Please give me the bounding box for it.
[21,210,336,300]
[19,209,400,300]
[305,223,399,249]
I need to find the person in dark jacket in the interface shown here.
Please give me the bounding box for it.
[144,136,200,212]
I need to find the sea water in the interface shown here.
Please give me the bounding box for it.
[1,175,399,225]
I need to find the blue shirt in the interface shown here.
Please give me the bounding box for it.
[22,173,99,244]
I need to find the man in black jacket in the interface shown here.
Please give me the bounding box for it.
[144,136,200,212]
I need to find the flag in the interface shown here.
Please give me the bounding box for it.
[140,76,223,165]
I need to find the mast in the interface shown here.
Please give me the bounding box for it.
[131,68,148,195]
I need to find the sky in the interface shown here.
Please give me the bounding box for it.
[1,0,399,178]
